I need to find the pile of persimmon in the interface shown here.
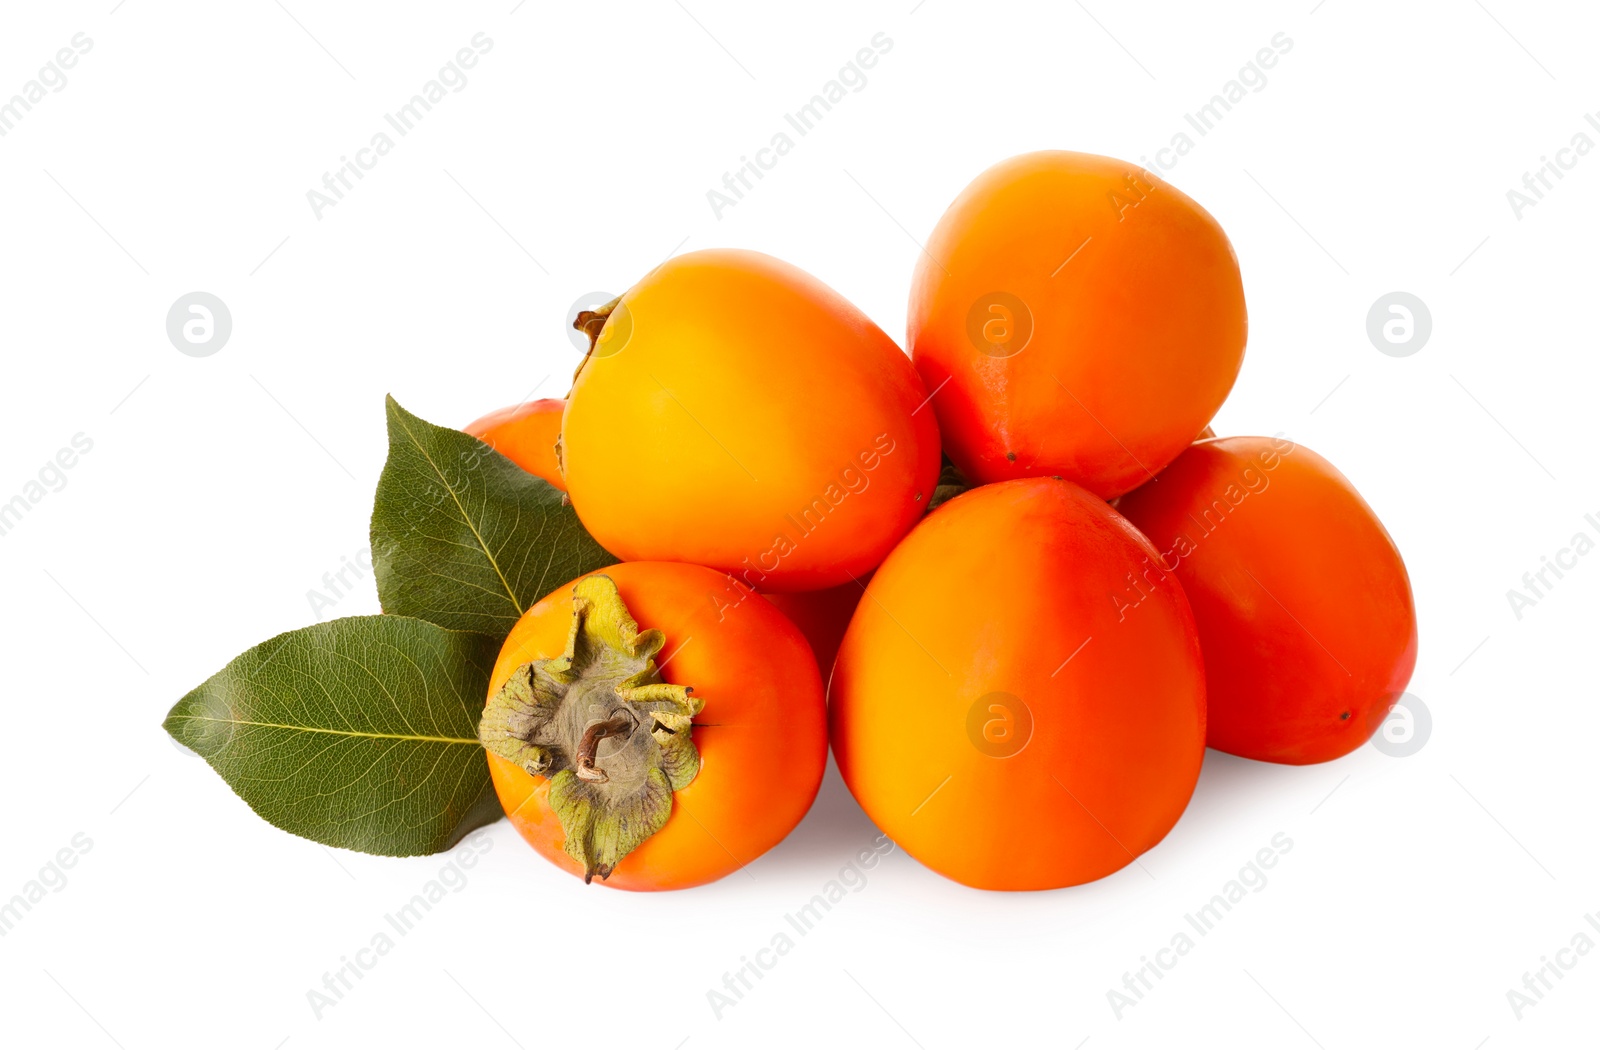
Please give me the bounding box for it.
[470,150,1415,892]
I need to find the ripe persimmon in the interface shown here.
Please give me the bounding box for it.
[909,151,1246,499]
[480,562,827,890]
[830,478,1206,890]
[561,249,941,591]
[464,398,566,490]
[1117,436,1417,764]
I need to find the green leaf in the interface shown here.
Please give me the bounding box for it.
[163,615,503,857]
[370,394,613,639]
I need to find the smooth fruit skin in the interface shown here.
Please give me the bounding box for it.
[1108,425,1217,510]
[486,562,827,890]
[909,151,1247,499]
[761,577,868,686]
[1117,437,1418,765]
[562,249,941,591]
[464,398,566,490]
[829,478,1206,891]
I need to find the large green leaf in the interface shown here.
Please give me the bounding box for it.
[163,615,503,856]
[370,395,612,638]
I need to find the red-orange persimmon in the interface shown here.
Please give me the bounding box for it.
[1117,436,1417,764]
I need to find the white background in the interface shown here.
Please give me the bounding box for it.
[1,0,1595,1046]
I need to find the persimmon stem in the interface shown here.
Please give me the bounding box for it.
[573,297,618,350]
[574,712,635,783]
[570,296,622,386]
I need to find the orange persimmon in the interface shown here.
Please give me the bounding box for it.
[480,562,827,890]
[830,478,1206,890]
[464,398,565,490]
[1117,436,1417,764]
[561,249,941,591]
[909,151,1246,499]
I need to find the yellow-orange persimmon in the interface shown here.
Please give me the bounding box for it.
[480,561,827,890]
[830,478,1205,890]
[464,398,565,490]
[562,249,941,591]
[909,151,1246,499]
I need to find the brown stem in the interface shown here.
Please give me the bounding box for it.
[570,295,622,387]
[574,712,635,783]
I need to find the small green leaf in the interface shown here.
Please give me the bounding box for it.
[164,615,503,857]
[370,394,612,639]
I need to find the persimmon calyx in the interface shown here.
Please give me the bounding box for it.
[478,574,702,883]
[927,455,972,512]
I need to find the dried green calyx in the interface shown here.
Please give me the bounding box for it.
[478,574,702,882]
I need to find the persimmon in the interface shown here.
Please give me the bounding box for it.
[1117,436,1417,764]
[479,562,827,889]
[830,478,1205,890]
[761,576,868,684]
[561,249,941,591]
[463,398,565,490]
[909,151,1246,499]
